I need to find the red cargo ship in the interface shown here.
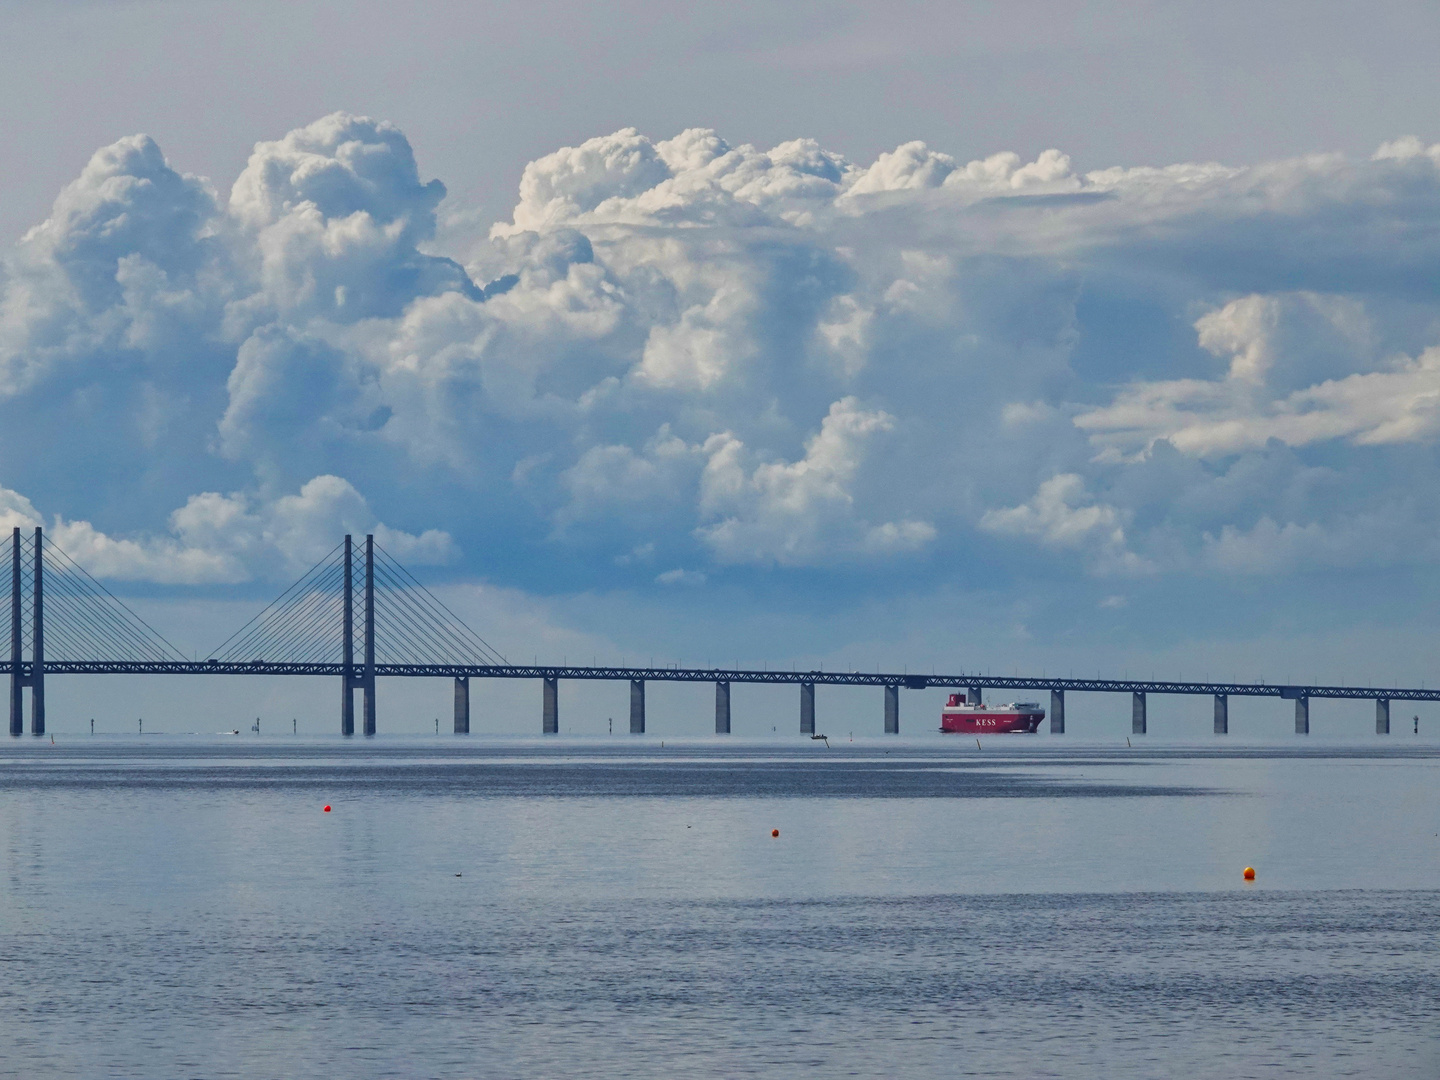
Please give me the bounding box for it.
[940,693,1044,734]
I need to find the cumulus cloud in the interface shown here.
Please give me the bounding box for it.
[845,142,1076,197]
[506,127,673,232]
[655,568,706,587]
[0,132,223,400]
[981,474,1150,575]
[1074,292,1417,459]
[0,475,451,584]
[227,112,477,324]
[1197,507,1440,575]
[9,113,1440,595]
[558,425,699,528]
[696,397,935,565]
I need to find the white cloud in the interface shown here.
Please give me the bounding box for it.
[1198,509,1440,575]
[0,475,451,584]
[1001,401,1058,427]
[1373,136,1440,164]
[614,542,654,566]
[227,113,476,324]
[1076,293,1436,459]
[981,474,1150,575]
[842,143,1077,199]
[655,568,706,586]
[696,397,934,565]
[559,426,699,525]
[635,283,757,390]
[504,128,673,233]
[0,133,222,399]
[13,114,1440,596]
[847,141,957,194]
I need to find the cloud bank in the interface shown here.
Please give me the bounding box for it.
[6,113,1440,602]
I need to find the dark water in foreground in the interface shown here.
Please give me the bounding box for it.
[0,738,1436,1078]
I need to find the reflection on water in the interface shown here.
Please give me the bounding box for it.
[0,739,1436,1078]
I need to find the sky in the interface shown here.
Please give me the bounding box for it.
[3,0,1440,736]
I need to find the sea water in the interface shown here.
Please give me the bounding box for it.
[0,737,1436,1078]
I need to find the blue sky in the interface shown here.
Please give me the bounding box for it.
[3,1,1440,734]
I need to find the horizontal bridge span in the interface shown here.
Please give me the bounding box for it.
[28,661,1440,701]
[10,530,1419,739]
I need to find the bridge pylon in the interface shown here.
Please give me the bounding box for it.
[8,527,43,736]
[340,534,376,736]
[206,531,504,737]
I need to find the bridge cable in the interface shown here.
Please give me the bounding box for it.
[208,562,340,663]
[369,565,466,664]
[372,544,506,664]
[41,548,181,660]
[370,564,482,665]
[206,543,343,662]
[40,537,187,661]
[219,565,344,664]
[232,563,343,660]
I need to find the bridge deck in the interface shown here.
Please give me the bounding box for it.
[23,661,1439,702]
[4,529,1427,741]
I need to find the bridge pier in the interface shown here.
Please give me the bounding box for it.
[630,678,645,734]
[30,527,42,737]
[361,535,376,736]
[9,528,43,737]
[9,528,21,737]
[40,526,1440,746]
[454,676,469,734]
[339,534,377,736]
[543,677,558,734]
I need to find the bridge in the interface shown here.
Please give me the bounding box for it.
[2,527,1427,738]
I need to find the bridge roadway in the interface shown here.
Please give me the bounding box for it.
[25,660,1440,703]
[22,660,1435,737]
[5,527,1418,736]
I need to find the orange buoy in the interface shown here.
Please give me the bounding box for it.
[323,805,331,813]
[771,829,779,838]
[1243,866,1255,880]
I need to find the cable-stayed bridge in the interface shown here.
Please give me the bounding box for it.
[2,526,1433,737]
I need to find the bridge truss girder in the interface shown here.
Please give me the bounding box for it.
[26,659,1440,702]
[7,528,1438,737]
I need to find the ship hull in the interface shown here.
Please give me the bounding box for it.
[940,710,1044,734]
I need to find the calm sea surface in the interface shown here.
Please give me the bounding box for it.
[0,737,1436,1078]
